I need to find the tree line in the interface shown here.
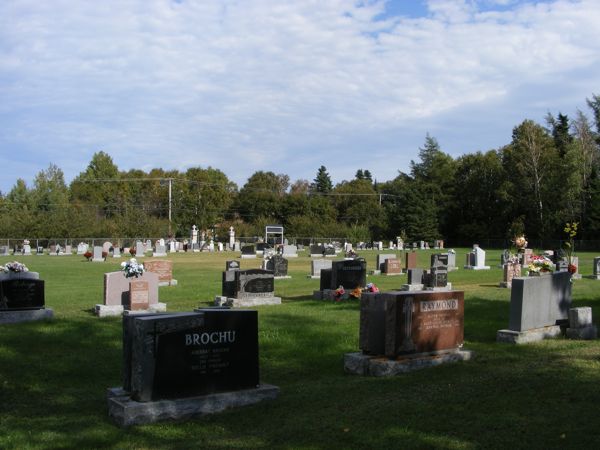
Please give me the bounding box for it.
[2,94,600,244]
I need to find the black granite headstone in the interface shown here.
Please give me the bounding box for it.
[324,247,336,256]
[310,244,324,255]
[431,254,449,268]
[241,245,255,255]
[222,271,237,297]
[236,269,274,298]
[266,255,288,277]
[123,310,259,402]
[0,279,45,310]
[320,268,333,291]
[330,259,366,290]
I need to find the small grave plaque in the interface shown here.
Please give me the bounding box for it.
[226,260,240,271]
[129,280,150,310]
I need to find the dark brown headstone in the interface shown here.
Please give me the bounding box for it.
[384,258,402,275]
[384,290,464,357]
[405,252,417,271]
[143,260,173,284]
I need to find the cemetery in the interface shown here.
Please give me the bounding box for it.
[1,248,600,448]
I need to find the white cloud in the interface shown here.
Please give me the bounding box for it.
[0,0,599,191]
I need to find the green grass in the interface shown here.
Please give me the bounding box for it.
[1,249,600,449]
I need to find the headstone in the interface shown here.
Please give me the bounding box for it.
[0,277,45,310]
[226,260,240,271]
[129,280,150,311]
[77,243,88,255]
[107,309,279,427]
[37,246,45,255]
[92,246,104,262]
[229,226,235,250]
[497,271,572,343]
[281,245,298,258]
[169,241,177,253]
[404,252,417,272]
[144,260,177,286]
[590,257,600,280]
[323,246,336,257]
[113,247,121,258]
[431,253,449,268]
[407,268,424,286]
[309,259,332,279]
[64,245,72,255]
[96,271,165,317]
[383,258,402,276]
[215,269,281,307]
[565,307,598,340]
[241,245,256,259]
[464,246,490,270]
[136,242,145,257]
[347,290,471,375]
[446,251,457,271]
[499,262,521,288]
[103,241,113,253]
[22,244,31,255]
[424,267,448,290]
[217,242,224,252]
[153,244,167,257]
[0,246,9,256]
[309,244,324,257]
[375,254,396,273]
[419,241,425,250]
[266,255,289,278]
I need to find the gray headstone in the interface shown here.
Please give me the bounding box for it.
[508,271,572,332]
[376,254,396,272]
[311,259,332,277]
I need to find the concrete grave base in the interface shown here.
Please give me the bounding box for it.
[496,325,562,344]
[240,255,256,259]
[307,275,321,279]
[566,325,597,340]
[313,289,361,301]
[498,281,512,288]
[0,308,54,324]
[214,296,282,307]
[107,384,280,427]
[274,276,291,280]
[95,304,124,317]
[158,279,178,287]
[425,283,453,292]
[585,275,600,280]
[464,265,490,270]
[344,350,473,377]
[370,270,382,275]
[385,272,403,277]
[123,303,167,314]
[92,258,105,262]
[400,284,425,292]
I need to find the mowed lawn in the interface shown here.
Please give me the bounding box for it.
[1,249,600,449]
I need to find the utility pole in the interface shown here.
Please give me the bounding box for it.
[168,178,172,236]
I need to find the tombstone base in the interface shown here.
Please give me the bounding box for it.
[158,279,178,287]
[498,281,512,288]
[370,270,381,275]
[152,253,167,257]
[240,255,256,259]
[424,283,453,292]
[95,303,167,317]
[274,276,291,280]
[0,308,53,324]
[585,275,600,280]
[214,296,282,307]
[309,254,324,258]
[343,350,473,377]
[307,275,321,279]
[92,258,105,262]
[496,325,562,344]
[384,272,403,277]
[400,284,425,292]
[107,384,280,427]
[566,325,597,340]
[463,265,490,270]
[123,303,167,315]
[95,304,125,317]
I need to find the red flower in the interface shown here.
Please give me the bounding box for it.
[568,264,577,274]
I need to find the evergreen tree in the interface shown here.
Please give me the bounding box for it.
[363,170,373,183]
[355,169,364,180]
[312,166,333,193]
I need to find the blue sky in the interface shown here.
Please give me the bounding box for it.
[1,0,599,193]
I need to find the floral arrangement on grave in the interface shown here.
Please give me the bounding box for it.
[349,287,363,299]
[2,261,29,273]
[83,251,93,261]
[527,255,554,274]
[563,222,578,274]
[121,258,145,278]
[507,235,527,264]
[129,247,136,256]
[334,285,346,301]
[23,239,30,245]
[365,282,379,293]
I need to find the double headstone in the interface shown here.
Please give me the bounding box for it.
[266,255,289,278]
[215,269,281,307]
[241,245,256,259]
[108,309,279,427]
[144,260,177,286]
[315,259,367,299]
[345,290,471,376]
[0,271,53,323]
[309,259,332,279]
[497,271,572,343]
[95,271,165,317]
[374,254,396,275]
[464,246,490,270]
